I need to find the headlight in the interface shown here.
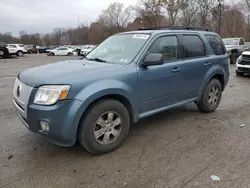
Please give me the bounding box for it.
[34,85,70,105]
[237,55,242,62]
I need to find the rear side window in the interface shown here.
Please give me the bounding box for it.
[18,44,25,47]
[181,35,206,58]
[239,39,244,45]
[205,35,225,55]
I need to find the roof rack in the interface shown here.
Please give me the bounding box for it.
[137,26,209,31]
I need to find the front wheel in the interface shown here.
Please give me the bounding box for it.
[230,52,237,64]
[77,99,130,154]
[0,50,4,56]
[67,52,73,56]
[197,79,222,113]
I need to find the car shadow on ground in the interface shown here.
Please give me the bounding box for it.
[0,56,19,59]
[32,103,202,157]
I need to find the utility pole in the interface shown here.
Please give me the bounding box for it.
[77,16,80,28]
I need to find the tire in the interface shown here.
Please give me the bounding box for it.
[197,79,222,113]
[236,70,244,76]
[50,52,55,56]
[0,50,4,56]
[77,99,130,154]
[67,52,73,56]
[17,51,24,57]
[230,52,237,64]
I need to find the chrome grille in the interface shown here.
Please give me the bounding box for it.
[13,78,32,118]
[238,55,250,65]
[242,55,250,61]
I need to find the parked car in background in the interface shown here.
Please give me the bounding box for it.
[236,48,250,76]
[0,42,9,57]
[6,44,28,57]
[80,45,96,56]
[13,27,229,154]
[222,38,246,64]
[47,47,76,56]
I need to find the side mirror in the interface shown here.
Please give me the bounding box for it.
[141,53,164,67]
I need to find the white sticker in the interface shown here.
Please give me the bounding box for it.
[132,34,150,40]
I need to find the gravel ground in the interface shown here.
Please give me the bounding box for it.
[1,54,250,188]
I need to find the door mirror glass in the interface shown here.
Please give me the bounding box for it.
[142,53,164,67]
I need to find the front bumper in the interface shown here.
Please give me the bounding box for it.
[13,98,83,147]
[236,62,250,73]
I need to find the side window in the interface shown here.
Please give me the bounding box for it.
[181,35,206,58]
[205,35,225,55]
[10,45,17,48]
[239,39,244,45]
[148,36,178,61]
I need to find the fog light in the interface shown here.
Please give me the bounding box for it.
[40,121,49,132]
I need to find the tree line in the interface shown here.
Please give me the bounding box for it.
[0,0,249,45]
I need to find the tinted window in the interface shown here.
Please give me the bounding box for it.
[148,36,178,61]
[181,35,206,58]
[239,39,244,45]
[10,45,17,48]
[205,35,225,55]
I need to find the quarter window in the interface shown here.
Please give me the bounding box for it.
[205,35,225,55]
[181,35,206,58]
[148,36,178,61]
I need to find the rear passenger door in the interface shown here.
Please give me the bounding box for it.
[8,45,17,54]
[178,34,210,100]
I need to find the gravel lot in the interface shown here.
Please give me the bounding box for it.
[1,54,250,188]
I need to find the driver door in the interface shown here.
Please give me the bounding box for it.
[138,35,183,113]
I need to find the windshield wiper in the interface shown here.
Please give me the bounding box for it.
[88,57,107,62]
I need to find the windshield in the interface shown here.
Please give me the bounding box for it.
[86,33,150,64]
[222,39,239,45]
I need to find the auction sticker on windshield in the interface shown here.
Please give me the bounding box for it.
[132,34,150,40]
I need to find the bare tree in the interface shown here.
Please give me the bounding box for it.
[162,0,183,26]
[245,0,250,8]
[179,0,198,26]
[97,2,133,35]
[135,0,164,28]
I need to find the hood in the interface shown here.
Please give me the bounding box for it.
[225,45,237,50]
[18,60,120,87]
[242,50,250,55]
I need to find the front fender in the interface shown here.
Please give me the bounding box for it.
[74,80,139,123]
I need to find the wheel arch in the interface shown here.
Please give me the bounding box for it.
[197,67,227,102]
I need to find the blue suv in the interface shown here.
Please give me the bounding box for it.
[13,27,229,154]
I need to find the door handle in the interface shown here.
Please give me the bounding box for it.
[204,62,211,66]
[171,67,180,73]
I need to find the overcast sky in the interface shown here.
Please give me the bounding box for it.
[1,0,136,36]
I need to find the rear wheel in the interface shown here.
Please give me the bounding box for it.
[197,79,222,113]
[17,50,24,57]
[67,52,73,56]
[77,99,130,154]
[50,52,55,56]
